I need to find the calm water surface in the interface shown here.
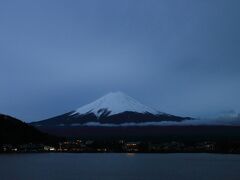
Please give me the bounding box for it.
[0,153,240,180]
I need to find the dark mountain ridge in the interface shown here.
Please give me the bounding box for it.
[0,114,57,144]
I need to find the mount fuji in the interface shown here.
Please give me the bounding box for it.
[31,92,192,127]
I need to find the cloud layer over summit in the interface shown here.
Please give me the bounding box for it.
[0,0,240,122]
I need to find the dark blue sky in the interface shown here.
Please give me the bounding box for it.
[1,0,240,122]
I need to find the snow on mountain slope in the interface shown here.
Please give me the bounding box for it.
[71,92,162,117]
[31,92,192,127]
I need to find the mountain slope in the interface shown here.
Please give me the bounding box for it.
[0,114,56,144]
[31,92,192,126]
[72,92,161,117]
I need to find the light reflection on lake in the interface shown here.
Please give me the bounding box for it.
[0,153,240,180]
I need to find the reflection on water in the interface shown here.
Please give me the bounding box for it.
[126,153,136,157]
[0,153,240,180]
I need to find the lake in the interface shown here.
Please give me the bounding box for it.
[0,153,240,180]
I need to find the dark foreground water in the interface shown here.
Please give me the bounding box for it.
[0,153,240,180]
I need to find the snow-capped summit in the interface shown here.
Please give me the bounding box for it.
[32,92,192,126]
[72,92,161,117]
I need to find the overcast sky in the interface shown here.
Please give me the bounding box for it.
[0,0,240,122]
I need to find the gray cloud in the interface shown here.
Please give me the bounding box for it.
[0,0,240,121]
